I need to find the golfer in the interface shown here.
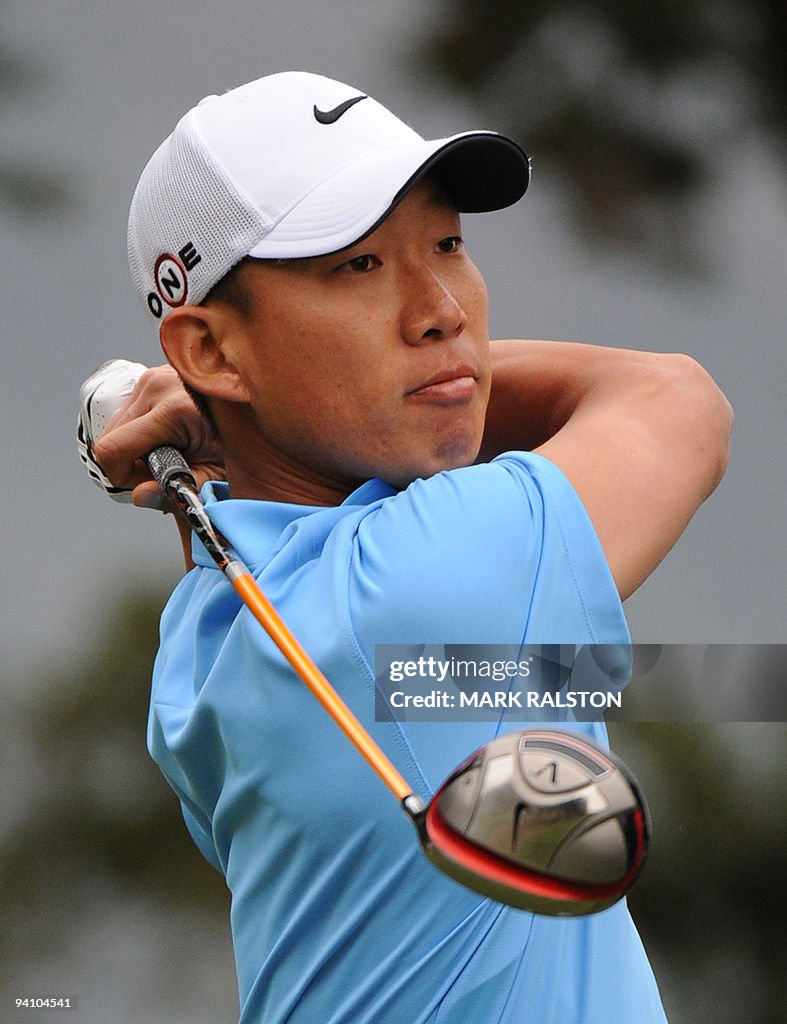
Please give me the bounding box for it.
[82,71,732,1023]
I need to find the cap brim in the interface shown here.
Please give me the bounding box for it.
[248,131,529,260]
[410,132,530,213]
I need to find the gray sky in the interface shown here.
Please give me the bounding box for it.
[1,0,785,691]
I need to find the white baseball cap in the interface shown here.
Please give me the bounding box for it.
[128,70,530,322]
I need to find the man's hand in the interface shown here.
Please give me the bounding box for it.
[78,359,225,510]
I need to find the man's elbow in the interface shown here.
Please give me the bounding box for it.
[666,353,734,498]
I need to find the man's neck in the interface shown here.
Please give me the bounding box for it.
[223,447,360,507]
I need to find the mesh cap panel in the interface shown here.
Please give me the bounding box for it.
[128,114,268,316]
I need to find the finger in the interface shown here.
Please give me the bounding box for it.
[104,394,219,470]
[101,366,182,434]
[131,479,167,511]
[94,399,204,484]
[92,416,166,486]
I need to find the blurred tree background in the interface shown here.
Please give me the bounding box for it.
[0,591,237,1022]
[1,2,785,1022]
[415,0,786,263]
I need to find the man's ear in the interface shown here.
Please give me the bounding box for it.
[159,305,252,404]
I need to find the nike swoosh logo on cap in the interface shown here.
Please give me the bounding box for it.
[313,94,368,124]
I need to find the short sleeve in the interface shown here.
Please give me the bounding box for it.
[348,452,629,662]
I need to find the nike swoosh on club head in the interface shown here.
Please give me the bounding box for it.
[313,94,368,124]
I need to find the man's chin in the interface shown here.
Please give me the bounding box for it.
[386,447,481,489]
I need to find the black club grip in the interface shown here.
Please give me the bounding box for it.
[146,446,197,494]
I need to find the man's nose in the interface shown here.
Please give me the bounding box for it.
[399,268,467,345]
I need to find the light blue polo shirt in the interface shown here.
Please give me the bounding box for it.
[149,452,666,1024]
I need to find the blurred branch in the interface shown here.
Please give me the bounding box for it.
[0,163,73,214]
[0,30,74,216]
[0,38,39,99]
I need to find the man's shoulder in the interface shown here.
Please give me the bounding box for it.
[185,453,588,581]
[367,451,585,539]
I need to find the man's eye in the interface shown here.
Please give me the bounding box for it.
[343,254,379,273]
[437,236,463,254]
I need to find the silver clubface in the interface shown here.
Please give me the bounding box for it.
[416,729,650,915]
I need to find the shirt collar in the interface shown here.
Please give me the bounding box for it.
[190,477,397,568]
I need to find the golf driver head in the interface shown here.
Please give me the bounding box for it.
[414,729,650,916]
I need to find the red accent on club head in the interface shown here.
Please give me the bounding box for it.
[425,796,646,905]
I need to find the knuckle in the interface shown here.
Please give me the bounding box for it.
[137,364,179,399]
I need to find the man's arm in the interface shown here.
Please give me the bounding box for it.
[480,339,733,600]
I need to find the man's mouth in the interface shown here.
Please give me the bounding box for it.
[407,365,479,404]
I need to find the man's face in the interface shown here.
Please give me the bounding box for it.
[222,179,491,493]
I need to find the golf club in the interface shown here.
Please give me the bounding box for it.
[146,444,650,916]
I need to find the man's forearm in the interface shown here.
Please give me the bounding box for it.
[480,338,680,459]
[481,339,569,457]
[480,337,733,599]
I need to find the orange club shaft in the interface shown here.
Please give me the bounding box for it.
[229,570,413,803]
